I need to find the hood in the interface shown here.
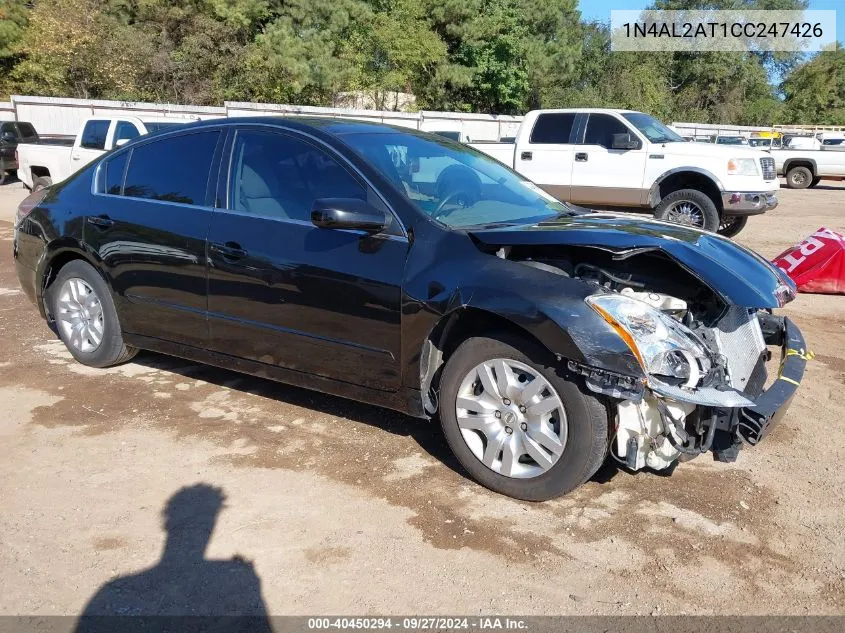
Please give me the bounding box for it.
[658,141,767,160]
[468,213,795,309]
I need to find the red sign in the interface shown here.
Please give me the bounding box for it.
[772,227,845,294]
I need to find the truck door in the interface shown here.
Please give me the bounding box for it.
[570,113,648,207]
[513,112,577,202]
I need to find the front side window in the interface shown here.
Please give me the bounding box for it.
[583,114,632,148]
[341,131,569,229]
[80,120,110,150]
[229,130,366,222]
[114,121,141,144]
[123,131,219,205]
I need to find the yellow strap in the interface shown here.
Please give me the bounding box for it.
[785,348,815,361]
[779,375,801,386]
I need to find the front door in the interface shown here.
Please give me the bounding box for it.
[570,113,648,207]
[206,128,407,391]
[84,129,222,348]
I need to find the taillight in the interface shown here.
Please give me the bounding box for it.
[14,188,48,227]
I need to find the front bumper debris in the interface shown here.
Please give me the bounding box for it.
[734,315,807,445]
[720,190,778,216]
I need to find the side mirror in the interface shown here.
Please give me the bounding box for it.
[611,132,641,150]
[311,198,387,234]
[115,138,130,147]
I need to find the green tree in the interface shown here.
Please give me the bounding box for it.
[0,0,29,96]
[782,45,845,124]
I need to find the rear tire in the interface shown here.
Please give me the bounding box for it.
[438,333,608,501]
[32,176,52,191]
[717,215,748,238]
[49,260,137,368]
[654,189,720,232]
[786,166,812,189]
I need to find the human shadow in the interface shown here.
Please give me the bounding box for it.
[74,484,272,633]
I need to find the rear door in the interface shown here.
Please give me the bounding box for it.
[570,113,648,207]
[73,119,111,171]
[513,112,577,201]
[86,128,223,348]
[206,126,407,390]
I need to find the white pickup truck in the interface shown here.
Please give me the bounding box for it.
[16,116,190,191]
[470,108,779,236]
[771,145,845,189]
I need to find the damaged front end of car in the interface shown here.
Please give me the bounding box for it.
[468,215,809,472]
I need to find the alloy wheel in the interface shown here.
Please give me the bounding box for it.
[455,358,567,479]
[665,200,705,227]
[791,171,807,186]
[55,277,105,353]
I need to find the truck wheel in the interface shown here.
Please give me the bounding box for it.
[809,177,821,188]
[786,166,812,189]
[0,170,7,185]
[654,189,719,232]
[32,176,52,192]
[718,216,748,238]
[438,333,608,501]
[49,260,138,368]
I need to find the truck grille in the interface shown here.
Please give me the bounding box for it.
[760,156,776,180]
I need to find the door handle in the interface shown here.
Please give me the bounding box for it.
[72,154,81,161]
[87,215,114,228]
[575,152,588,162]
[520,151,532,161]
[211,241,247,259]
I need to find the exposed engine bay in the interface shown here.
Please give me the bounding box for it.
[505,244,782,471]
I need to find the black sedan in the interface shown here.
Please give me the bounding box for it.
[13,117,806,500]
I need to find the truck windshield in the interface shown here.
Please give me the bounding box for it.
[341,131,570,228]
[622,112,684,144]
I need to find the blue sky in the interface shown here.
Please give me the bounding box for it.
[578,0,843,40]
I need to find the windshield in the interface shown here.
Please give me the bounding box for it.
[340,131,570,228]
[621,112,684,143]
[144,122,185,133]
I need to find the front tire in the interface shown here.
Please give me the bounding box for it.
[438,334,608,501]
[809,177,821,188]
[49,260,137,368]
[786,166,812,189]
[654,189,720,232]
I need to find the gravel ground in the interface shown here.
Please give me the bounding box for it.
[0,178,843,618]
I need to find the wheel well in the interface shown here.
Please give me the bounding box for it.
[784,160,815,176]
[31,166,51,179]
[656,172,721,212]
[420,307,553,414]
[40,252,86,317]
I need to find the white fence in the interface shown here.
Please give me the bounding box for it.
[6,95,523,141]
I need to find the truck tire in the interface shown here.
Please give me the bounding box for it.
[32,176,52,192]
[785,166,812,189]
[717,216,748,238]
[809,177,821,188]
[654,189,720,232]
[438,333,608,501]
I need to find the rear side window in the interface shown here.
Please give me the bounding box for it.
[17,123,37,140]
[529,113,576,144]
[103,151,129,195]
[123,131,219,205]
[80,120,110,150]
[114,121,140,144]
[583,114,630,148]
[0,122,16,138]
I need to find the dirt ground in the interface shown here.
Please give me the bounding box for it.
[0,179,844,618]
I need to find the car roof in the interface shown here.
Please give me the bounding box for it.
[182,116,414,137]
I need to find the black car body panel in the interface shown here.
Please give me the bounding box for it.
[12,117,802,430]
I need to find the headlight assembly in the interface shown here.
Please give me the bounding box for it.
[585,293,713,389]
[727,157,759,176]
